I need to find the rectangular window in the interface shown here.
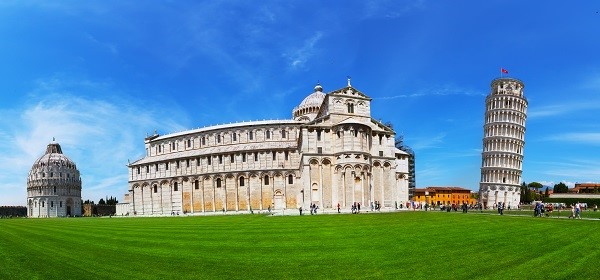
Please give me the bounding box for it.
[379,151,383,157]
[158,145,162,153]
[146,166,149,173]
[242,153,246,162]
[317,147,322,154]
[194,180,199,190]
[232,133,237,141]
[272,151,276,160]
[196,158,200,166]
[249,131,254,140]
[217,135,221,143]
[219,155,223,164]
[60,201,62,207]
[230,154,234,163]
[186,159,190,167]
[51,201,54,207]
[187,139,191,148]
[165,162,169,170]
[174,182,178,192]
[155,164,158,171]
[285,151,289,161]
[317,130,321,141]
[176,161,180,169]
[266,130,271,139]
[281,129,286,138]
[254,152,258,161]
[207,157,211,165]
[137,167,140,174]
[202,137,206,146]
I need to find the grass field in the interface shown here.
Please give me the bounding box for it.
[1,211,599,279]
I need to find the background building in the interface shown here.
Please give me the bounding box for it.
[27,141,82,217]
[479,78,528,209]
[124,81,410,215]
[414,187,476,206]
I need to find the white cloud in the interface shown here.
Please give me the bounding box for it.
[544,132,600,145]
[283,32,323,70]
[376,85,484,100]
[0,78,188,205]
[409,132,446,150]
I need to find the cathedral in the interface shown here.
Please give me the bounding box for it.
[123,80,410,215]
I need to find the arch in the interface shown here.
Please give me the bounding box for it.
[321,158,331,165]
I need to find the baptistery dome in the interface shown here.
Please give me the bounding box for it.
[292,83,326,122]
[27,141,82,217]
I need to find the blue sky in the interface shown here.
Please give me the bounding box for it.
[1,1,599,206]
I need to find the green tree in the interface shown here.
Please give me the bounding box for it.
[528,182,543,190]
[98,198,106,205]
[553,182,569,193]
[544,187,550,197]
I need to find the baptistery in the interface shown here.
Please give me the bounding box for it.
[27,141,82,217]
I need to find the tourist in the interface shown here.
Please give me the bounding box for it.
[569,204,575,219]
[299,207,303,216]
[357,202,361,213]
[575,203,581,219]
[337,203,341,213]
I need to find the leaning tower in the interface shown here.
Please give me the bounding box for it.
[479,78,528,209]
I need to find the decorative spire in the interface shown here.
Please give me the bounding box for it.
[314,81,323,92]
[347,76,352,87]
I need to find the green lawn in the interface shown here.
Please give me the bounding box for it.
[1,212,599,279]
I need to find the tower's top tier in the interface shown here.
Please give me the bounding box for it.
[490,78,525,98]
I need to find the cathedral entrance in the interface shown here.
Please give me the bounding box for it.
[274,190,284,209]
[66,198,74,216]
[311,183,320,205]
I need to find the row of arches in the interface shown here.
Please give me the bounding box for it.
[484,123,526,140]
[483,138,524,154]
[27,185,81,197]
[130,171,298,215]
[293,105,320,118]
[479,188,520,209]
[480,169,522,185]
[27,197,79,218]
[487,96,527,112]
[485,110,526,126]
[149,125,299,157]
[481,154,523,170]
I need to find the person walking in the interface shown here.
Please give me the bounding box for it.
[575,203,581,219]
[337,203,340,214]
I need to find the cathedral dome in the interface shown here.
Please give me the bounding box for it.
[27,141,82,218]
[293,83,326,122]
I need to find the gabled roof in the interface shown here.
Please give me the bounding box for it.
[328,86,371,99]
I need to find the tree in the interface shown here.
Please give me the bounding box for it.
[528,182,543,190]
[553,182,569,193]
[98,198,106,205]
[544,187,550,197]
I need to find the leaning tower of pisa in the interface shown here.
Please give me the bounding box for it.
[479,78,528,209]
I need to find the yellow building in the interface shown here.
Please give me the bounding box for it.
[413,187,476,206]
